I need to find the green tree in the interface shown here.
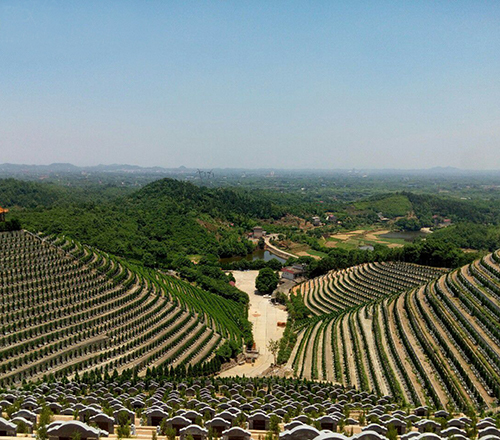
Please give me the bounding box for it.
[267,339,280,365]
[255,268,279,294]
[36,406,53,440]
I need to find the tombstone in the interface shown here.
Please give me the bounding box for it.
[441,427,467,438]
[240,403,253,412]
[48,402,63,414]
[131,399,145,409]
[416,419,441,434]
[216,411,237,423]
[182,410,203,425]
[89,413,115,434]
[0,417,17,437]
[433,410,449,419]
[355,432,387,440]
[47,421,100,440]
[400,433,420,440]
[179,424,208,440]
[316,415,339,432]
[199,406,215,419]
[12,409,37,425]
[385,418,407,436]
[479,426,500,438]
[11,416,34,433]
[79,407,101,423]
[405,415,419,423]
[113,408,135,426]
[221,426,252,440]
[21,400,38,411]
[166,415,191,435]
[274,408,287,417]
[146,408,169,427]
[477,419,496,430]
[293,415,309,424]
[283,421,303,431]
[312,432,347,440]
[362,424,387,436]
[448,418,467,429]
[413,434,442,440]
[280,425,320,440]
[303,404,318,414]
[248,412,270,430]
[205,417,231,436]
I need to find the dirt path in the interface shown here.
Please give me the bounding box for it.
[417,285,494,406]
[286,329,304,371]
[438,275,500,363]
[342,314,358,389]
[376,301,415,404]
[358,309,389,395]
[386,298,427,405]
[264,236,298,260]
[394,293,448,407]
[302,320,322,379]
[323,317,335,382]
[219,271,287,378]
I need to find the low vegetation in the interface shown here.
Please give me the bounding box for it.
[0,230,251,387]
[287,250,500,412]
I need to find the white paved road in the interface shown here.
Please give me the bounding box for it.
[219,270,288,377]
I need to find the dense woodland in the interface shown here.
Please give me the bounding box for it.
[1,175,500,304]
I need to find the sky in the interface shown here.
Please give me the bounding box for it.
[1,1,499,170]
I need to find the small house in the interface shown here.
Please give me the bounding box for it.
[0,206,8,222]
[252,227,265,239]
[281,264,305,281]
[312,216,321,226]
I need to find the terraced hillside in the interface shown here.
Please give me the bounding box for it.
[289,254,500,411]
[0,230,247,386]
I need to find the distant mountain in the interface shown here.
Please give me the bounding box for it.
[1,162,499,175]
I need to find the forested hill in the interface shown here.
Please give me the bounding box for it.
[9,178,286,265]
[129,178,286,221]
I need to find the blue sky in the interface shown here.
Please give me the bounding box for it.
[1,1,499,169]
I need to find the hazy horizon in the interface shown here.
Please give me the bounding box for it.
[1,1,499,169]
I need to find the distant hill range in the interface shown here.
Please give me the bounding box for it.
[0,162,498,177]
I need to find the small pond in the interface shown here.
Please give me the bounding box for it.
[379,230,429,242]
[220,249,286,265]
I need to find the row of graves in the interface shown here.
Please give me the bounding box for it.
[1,377,499,440]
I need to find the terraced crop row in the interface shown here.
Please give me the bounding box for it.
[289,252,500,411]
[0,230,246,386]
[294,261,445,316]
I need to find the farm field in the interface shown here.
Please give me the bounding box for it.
[321,228,421,250]
[289,252,500,411]
[0,230,247,387]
